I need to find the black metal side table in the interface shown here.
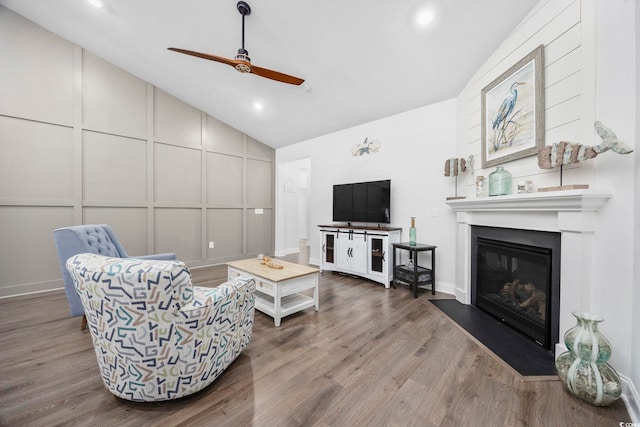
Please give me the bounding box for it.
[392,242,437,298]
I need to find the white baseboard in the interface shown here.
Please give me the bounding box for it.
[0,279,64,298]
[621,374,640,422]
[0,286,64,300]
[433,280,456,297]
[274,247,299,257]
[454,287,469,304]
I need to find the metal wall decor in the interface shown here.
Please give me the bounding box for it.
[352,137,381,156]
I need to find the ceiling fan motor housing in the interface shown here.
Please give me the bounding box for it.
[237,1,251,16]
[235,48,251,72]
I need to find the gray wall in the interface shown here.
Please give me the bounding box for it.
[0,8,274,297]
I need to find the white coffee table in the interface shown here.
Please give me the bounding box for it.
[227,258,319,327]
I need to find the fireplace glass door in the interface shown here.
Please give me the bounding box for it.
[474,237,553,348]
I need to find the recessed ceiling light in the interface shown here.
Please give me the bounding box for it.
[87,0,104,8]
[417,9,434,26]
[252,101,264,111]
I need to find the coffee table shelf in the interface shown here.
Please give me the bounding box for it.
[227,259,319,327]
[254,290,316,319]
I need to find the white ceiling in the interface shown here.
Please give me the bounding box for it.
[0,0,538,148]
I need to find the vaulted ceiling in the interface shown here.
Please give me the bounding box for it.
[0,0,538,148]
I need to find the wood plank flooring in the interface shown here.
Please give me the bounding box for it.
[0,260,630,426]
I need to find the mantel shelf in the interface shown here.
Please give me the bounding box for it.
[445,189,613,213]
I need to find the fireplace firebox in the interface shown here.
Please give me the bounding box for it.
[471,226,561,350]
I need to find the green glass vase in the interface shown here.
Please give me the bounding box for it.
[488,166,512,196]
[409,217,416,246]
[555,312,622,406]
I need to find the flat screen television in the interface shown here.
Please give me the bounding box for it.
[333,179,391,224]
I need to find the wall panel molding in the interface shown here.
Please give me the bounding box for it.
[0,10,275,297]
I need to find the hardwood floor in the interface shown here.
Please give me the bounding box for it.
[0,260,630,426]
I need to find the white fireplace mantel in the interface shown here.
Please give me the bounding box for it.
[445,188,613,355]
[446,188,613,213]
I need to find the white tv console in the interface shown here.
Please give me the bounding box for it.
[318,225,401,288]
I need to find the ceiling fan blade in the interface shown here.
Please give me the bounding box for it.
[250,64,305,86]
[168,3,305,86]
[168,47,237,67]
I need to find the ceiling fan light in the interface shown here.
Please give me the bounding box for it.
[234,51,252,73]
[235,63,251,73]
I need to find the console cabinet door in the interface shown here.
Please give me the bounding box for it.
[336,232,367,274]
[321,231,337,268]
[336,232,351,270]
[367,235,387,277]
[349,234,367,274]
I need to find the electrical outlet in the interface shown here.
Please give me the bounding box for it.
[432,208,439,217]
[208,241,214,249]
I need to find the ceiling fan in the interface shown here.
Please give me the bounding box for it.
[168,1,305,86]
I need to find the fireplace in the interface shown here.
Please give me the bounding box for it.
[446,189,612,356]
[471,226,561,350]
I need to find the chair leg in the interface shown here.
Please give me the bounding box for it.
[80,315,87,331]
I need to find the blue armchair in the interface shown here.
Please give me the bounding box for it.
[53,224,176,320]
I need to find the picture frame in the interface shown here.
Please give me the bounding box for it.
[481,45,545,168]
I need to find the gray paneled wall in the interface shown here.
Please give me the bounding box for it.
[0,7,274,297]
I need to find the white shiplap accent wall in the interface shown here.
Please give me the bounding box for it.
[457,0,594,193]
[455,0,639,418]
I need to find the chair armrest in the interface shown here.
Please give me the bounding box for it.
[134,253,177,261]
[172,276,255,393]
[179,276,254,312]
[175,275,255,355]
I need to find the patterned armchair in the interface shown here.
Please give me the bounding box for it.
[53,224,176,318]
[66,253,256,402]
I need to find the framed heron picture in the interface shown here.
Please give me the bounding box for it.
[481,45,545,168]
